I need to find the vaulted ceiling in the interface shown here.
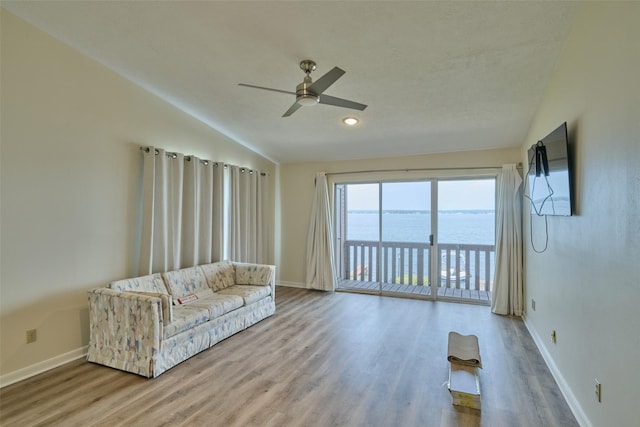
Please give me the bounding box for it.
[3,1,579,164]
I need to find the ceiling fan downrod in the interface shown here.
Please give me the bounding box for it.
[297,60,319,106]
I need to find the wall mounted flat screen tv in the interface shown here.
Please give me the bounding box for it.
[527,122,572,216]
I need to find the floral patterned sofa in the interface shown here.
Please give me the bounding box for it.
[86,261,275,377]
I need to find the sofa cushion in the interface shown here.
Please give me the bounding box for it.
[200,261,236,291]
[109,273,168,294]
[164,306,210,339]
[217,285,271,305]
[162,266,209,299]
[188,294,244,319]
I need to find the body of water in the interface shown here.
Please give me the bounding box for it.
[346,210,495,245]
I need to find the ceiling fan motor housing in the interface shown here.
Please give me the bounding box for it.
[296,79,319,106]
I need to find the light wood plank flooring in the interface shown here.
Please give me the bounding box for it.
[0,287,577,427]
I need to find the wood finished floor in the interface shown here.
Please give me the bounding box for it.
[0,287,577,427]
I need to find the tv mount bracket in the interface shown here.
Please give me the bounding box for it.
[534,141,549,177]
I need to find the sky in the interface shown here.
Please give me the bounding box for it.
[346,179,496,211]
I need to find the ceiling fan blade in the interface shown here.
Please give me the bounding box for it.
[238,83,296,95]
[318,94,367,111]
[308,67,345,94]
[282,102,303,117]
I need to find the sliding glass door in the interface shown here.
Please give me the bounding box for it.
[335,176,496,305]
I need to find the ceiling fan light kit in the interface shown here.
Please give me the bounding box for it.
[297,95,319,106]
[239,59,367,117]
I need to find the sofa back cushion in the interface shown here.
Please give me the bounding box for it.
[162,266,209,299]
[200,261,236,291]
[109,273,168,294]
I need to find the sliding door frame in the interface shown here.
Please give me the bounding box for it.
[329,169,499,302]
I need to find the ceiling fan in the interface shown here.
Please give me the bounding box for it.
[238,60,367,117]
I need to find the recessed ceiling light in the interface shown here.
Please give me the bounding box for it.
[343,117,359,126]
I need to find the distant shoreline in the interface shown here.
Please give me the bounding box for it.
[348,210,495,215]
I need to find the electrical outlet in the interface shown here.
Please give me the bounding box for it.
[531,299,536,311]
[551,330,557,344]
[595,380,602,402]
[26,329,37,344]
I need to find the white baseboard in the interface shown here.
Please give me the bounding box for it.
[0,346,88,388]
[522,316,591,427]
[277,281,307,289]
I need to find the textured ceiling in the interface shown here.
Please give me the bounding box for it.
[3,1,579,164]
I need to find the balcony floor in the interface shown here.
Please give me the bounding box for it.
[337,279,491,305]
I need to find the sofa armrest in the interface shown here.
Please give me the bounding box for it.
[88,288,163,360]
[123,291,173,325]
[233,262,276,298]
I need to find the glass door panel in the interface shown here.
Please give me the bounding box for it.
[436,179,496,303]
[380,182,432,297]
[335,181,432,297]
[335,183,380,293]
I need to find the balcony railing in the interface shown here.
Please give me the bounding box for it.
[342,240,495,292]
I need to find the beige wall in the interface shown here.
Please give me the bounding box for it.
[522,3,639,426]
[278,147,521,286]
[0,11,276,381]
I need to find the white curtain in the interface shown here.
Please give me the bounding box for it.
[228,165,241,262]
[181,156,225,267]
[138,147,266,274]
[305,172,337,291]
[139,148,185,275]
[228,165,268,264]
[255,169,268,262]
[211,163,225,263]
[491,164,524,315]
[181,155,206,267]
